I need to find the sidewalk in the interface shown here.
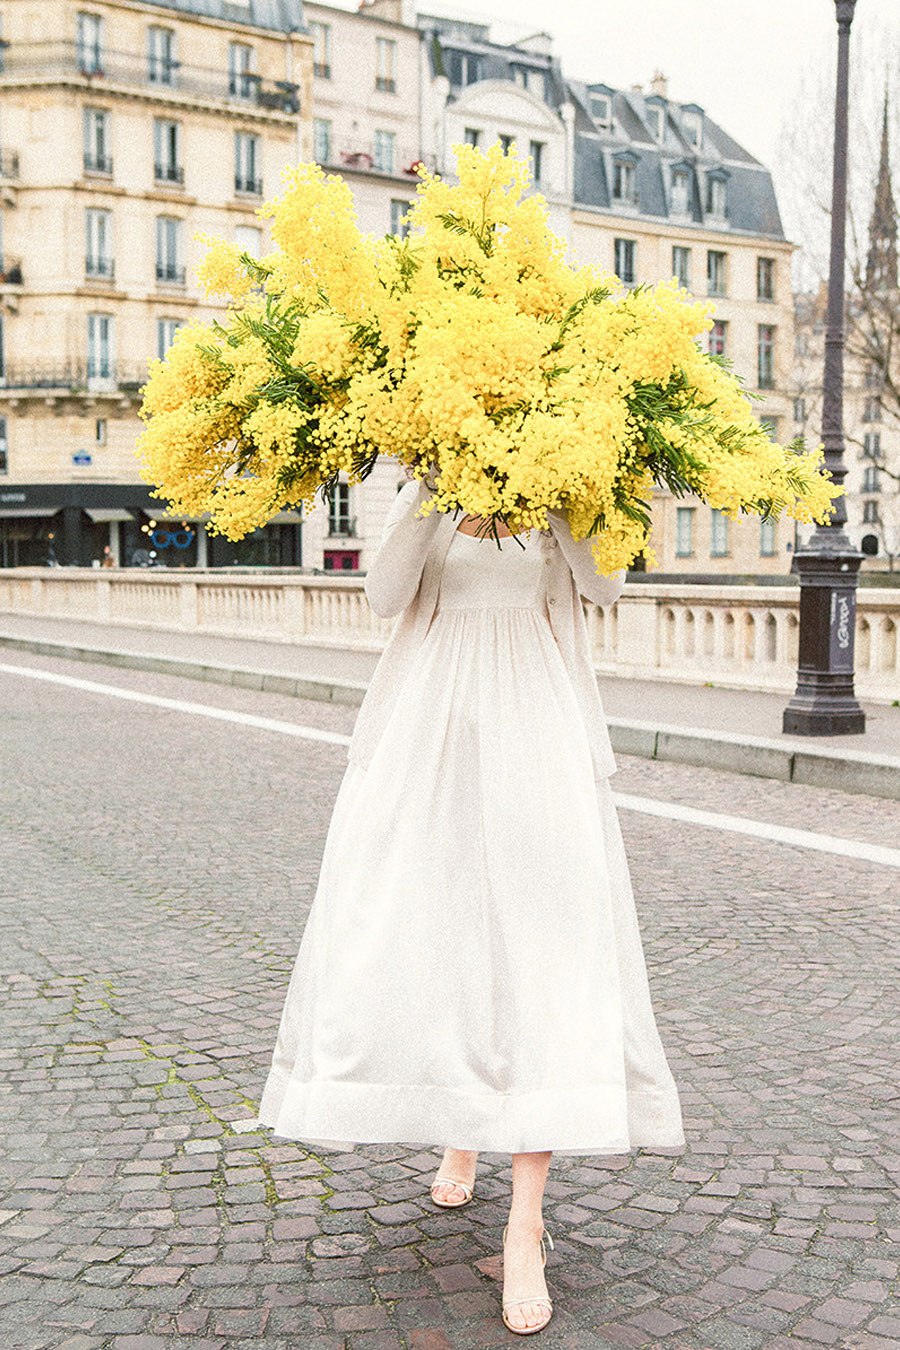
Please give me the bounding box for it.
[1,611,898,798]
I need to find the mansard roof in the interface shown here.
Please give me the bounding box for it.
[139,0,305,32]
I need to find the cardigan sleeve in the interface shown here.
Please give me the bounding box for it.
[546,508,626,609]
[363,477,443,618]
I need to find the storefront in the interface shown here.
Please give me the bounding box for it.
[0,485,303,568]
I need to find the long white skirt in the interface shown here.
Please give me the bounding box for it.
[258,593,685,1157]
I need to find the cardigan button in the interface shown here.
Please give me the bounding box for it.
[548,597,556,606]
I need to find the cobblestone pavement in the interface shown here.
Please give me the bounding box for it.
[1,652,898,1350]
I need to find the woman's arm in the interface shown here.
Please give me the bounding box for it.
[546,508,626,609]
[363,477,443,618]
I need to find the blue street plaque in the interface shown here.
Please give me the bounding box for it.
[72,451,93,466]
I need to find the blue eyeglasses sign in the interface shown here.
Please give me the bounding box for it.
[150,527,195,550]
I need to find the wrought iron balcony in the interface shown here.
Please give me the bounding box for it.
[235,174,263,196]
[156,262,186,286]
[0,41,300,114]
[154,162,185,186]
[0,361,150,392]
[84,151,113,176]
[85,256,115,281]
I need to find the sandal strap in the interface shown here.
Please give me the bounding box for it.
[503,1297,553,1311]
[431,1175,473,1199]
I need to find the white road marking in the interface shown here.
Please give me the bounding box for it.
[612,791,900,871]
[0,661,352,748]
[3,660,898,870]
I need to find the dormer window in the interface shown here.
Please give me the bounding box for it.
[705,169,728,219]
[589,90,612,129]
[645,101,665,143]
[671,164,691,214]
[447,49,483,87]
[682,105,703,150]
[612,153,638,204]
[513,65,546,99]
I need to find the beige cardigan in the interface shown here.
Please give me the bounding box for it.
[348,478,625,781]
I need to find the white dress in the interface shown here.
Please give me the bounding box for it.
[258,526,685,1156]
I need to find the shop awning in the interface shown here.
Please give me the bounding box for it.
[85,507,134,523]
[0,506,61,518]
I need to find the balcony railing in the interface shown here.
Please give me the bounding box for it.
[0,256,23,285]
[235,174,263,196]
[0,41,300,114]
[84,151,113,176]
[85,256,115,281]
[154,162,185,186]
[0,361,149,391]
[0,148,19,179]
[156,262,186,286]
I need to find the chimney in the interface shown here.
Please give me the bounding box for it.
[650,69,668,98]
[630,82,643,94]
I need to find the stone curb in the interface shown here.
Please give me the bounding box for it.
[2,631,898,801]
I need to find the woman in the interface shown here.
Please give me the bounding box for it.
[258,470,685,1335]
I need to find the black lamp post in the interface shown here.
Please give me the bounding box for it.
[783,0,866,736]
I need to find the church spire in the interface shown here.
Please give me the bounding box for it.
[866,86,898,290]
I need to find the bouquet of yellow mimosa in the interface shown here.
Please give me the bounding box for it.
[136,143,838,574]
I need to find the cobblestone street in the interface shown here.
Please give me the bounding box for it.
[1,650,898,1350]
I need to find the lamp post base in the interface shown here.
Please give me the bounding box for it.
[782,534,866,737]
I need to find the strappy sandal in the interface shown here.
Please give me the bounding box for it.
[429,1173,475,1208]
[501,1223,554,1335]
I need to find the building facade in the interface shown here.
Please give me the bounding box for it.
[0,0,312,568]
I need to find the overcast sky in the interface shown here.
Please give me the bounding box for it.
[331,1,900,272]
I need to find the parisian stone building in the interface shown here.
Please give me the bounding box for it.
[0,0,798,577]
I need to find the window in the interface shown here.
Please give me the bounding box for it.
[0,415,7,475]
[313,117,332,163]
[757,256,775,302]
[646,104,664,142]
[708,319,727,357]
[761,416,780,442]
[228,42,256,99]
[862,466,881,493]
[589,92,612,128]
[793,396,806,423]
[446,50,482,86]
[498,133,514,154]
[614,237,635,286]
[613,157,636,203]
[757,324,776,389]
[864,362,881,390]
[671,167,690,214]
[156,216,184,284]
[373,129,395,174]
[157,317,182,359]
[85,207,113,279]
[390,198,411,238]
[863,500,880,525]
[83,107,112,175]
[154,118,182,185]
[710,508,729,557]
[310,21,331,78]
[672,245,691,289]
[863,432,883,461]
[759,517,776,557]
[77,12,103,75]
[528,140,544,184]
[375,36,396,92]
[675,507,694,557]
[148,26,176,85]
[328,481,352,535]
[707,250,727,297]
[235,224,262,259]
[863,395,882,422]
[95,417,107,445]
[705,173,727,217]
[513,66,545,98]
[682,108,703,149]
[463,127,480,147]
[235,132,261,195]
[87,312,113,379]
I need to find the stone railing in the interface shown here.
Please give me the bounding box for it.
[0,569,898,702]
